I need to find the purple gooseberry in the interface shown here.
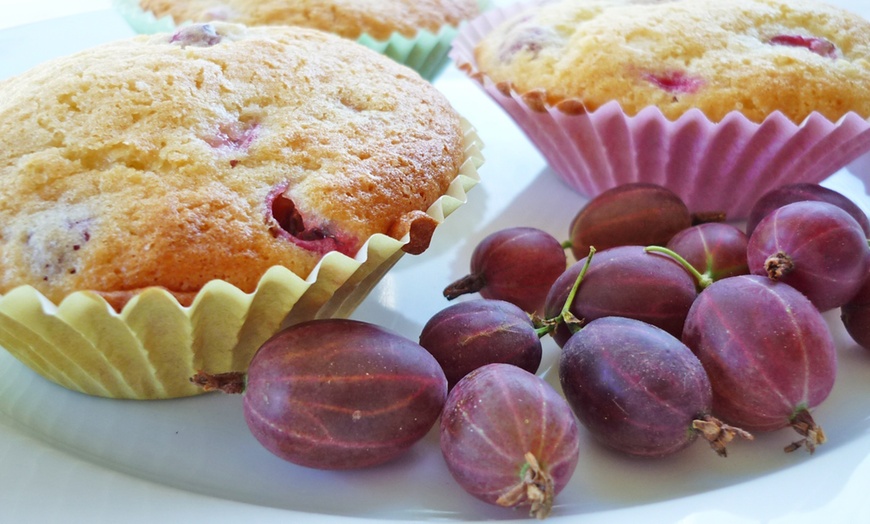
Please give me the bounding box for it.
[440,363,580,519]
[682,275,837,453]
[560,316,752,458]
[567,183,692,261]
[444,227,567,315]
[665,222,749,284]
[842,267,870,351]
[192,319,447,469]
[746,200,870,312]
[419,299,542,389]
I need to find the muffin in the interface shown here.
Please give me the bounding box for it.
[452,0,870,218]
[115,0,487,80]
[0,22,483,399]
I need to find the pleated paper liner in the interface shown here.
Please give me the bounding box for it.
[0,120,483,400]
[848,150,870,181]
[112,0,491,81]
[451,1,870,219]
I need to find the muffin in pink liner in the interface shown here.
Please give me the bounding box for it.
[451,0,870,218]
[0,23,484,399]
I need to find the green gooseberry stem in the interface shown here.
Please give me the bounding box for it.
[534,246,596,338]
[643,245,714,290]
[559,246,595,320]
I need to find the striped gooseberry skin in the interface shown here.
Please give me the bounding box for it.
[559,317,715,458]
[439,363,579,519]
[419,299,542,390]
[746,200,870,312]
[444,227,567,315]
[568,182,691,261]
[746,201,870,311]
[665,222,750,283]
[243,319,447,470]
[682,275,836,435]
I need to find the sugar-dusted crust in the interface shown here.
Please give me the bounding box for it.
[0,23,466,308]
[139,0,482,40]
[474,0,870,123]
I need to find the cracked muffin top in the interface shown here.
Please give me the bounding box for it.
[473,0,870,123]
[0,22,467,308]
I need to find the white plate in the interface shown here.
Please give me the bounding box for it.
[2,4,870,523]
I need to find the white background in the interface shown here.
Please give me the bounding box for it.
[0,0,111,28]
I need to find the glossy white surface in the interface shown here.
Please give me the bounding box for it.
[2,2,870,523]
[0,0,110,29]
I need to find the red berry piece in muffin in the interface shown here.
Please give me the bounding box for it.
[769,34,837,58]
[642,70,705,94]
[266,183,358,257]
[170,23,222,47]
[204,120,259,151]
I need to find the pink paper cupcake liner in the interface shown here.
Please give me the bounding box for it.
[848,150,870,181]
[450,1,870,219]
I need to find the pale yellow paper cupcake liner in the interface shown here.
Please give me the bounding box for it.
[112,0,491,81]
[0,121,483,400]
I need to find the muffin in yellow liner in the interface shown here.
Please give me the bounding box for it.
[112,0,490,81]
[0,23,483,399]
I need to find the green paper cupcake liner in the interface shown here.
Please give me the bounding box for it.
[112,0,489,81]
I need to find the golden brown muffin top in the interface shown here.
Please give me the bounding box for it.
[140,0,482,40]
[474,0,870,123]
[0,23,466,307]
